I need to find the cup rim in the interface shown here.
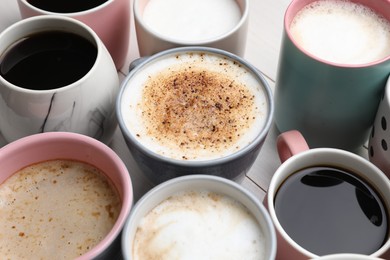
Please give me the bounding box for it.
[116,46,274,166]
[267,147,390,258]
[284,0,390,68]
[19,0,115,16]
[133,0,249,45]
[121,174,277,259]
[0,131,134,259]
[0,15,102,94]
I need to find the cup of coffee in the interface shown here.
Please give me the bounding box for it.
[116,46,274,184]
[133,0,249,57]
[313,254,384,260]
[273,0,390,151]
[17,0,130,70]
[0,131,133,259]
[121,174,276,259]
[0,15,119,144]
[265,130,390,259]
[369,76,390,179]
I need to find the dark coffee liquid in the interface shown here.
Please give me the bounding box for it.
[27,0,109,13]
[274,166,388,256]
[0,31,97,90]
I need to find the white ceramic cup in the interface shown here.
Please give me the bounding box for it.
[266,130,390,260]
[121,174,277,259]
[17,0,131,70]
[0,15,119,144]
[369,76,390,179]
[312,253,384,260]
[133,0,249,57]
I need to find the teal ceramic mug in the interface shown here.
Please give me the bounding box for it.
[274,0,390,151]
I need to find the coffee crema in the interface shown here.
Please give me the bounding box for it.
[122,52,267,161]
[26,0,109,13]
[142,0,241,42]
[0,31,97,90]
[132,190,266,259]
[290,0,390,65]
[0,159,121,259]
[274,166,388,256]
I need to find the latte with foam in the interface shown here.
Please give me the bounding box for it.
[132,190,266,259]
[290,0,390,65]
[121,52,268,161]
[0,159,121,259]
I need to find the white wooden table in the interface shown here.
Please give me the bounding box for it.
[0,0,369,203]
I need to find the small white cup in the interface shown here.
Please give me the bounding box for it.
[121,175,277,259]
[133,0,249,57]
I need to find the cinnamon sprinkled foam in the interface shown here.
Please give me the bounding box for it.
[121,52,268,161]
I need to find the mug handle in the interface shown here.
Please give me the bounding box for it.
[277,130,310,163]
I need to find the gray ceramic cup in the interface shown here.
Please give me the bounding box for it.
[116,46,273,184]
[121,175,277,259]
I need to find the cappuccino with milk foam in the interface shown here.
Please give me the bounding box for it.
[290,0,390,65]
[0,160,121,259]
[121,52,268,161]
[132,190,265,259]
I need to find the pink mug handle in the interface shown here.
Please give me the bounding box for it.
[277,130,310,163]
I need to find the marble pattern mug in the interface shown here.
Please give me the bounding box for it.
[0,15,119,144]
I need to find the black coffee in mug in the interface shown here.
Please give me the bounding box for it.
[274,166,388,256]
[27,0,109,13]
[0,31,97,90]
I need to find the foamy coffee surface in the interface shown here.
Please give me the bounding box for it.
[0,160,121,259]
[132,191,265,259]
[122,52,267,161]
[290,0,390,65]
[142,0,241,42]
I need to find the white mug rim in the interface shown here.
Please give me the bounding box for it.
[0,15,102,95]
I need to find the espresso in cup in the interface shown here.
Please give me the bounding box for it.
[274,165,388,255]
[0,159,121,259]
[289,0,390,65]
[133,190,265,259]
[142,0,241,42]
[26,0,109,13]
[121,51,268,161]
[0,31,97,90]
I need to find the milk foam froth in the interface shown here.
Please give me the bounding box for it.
[132,191,265,259]
[0,160,121,259]
[290,0,390,65]
[142,0,241,42]
[121,52,268,161]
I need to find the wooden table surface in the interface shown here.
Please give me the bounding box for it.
[0,0,369,203]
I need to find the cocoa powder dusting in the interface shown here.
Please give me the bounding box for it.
[139,65,256,157]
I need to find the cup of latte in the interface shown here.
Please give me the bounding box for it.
[0,15,119,144]
[0,131,133,259]
[116,46,274,184]
[266,130,390,259]
[121,174,276,259]
[17,0,131,70]
[273,0,390,151]
[133,0,249,56]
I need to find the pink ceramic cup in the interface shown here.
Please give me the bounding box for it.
[17,0,130,70]
[0,132,133,259]
[265,130,390,260]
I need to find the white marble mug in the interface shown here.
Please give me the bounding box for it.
[0,15,119,144]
